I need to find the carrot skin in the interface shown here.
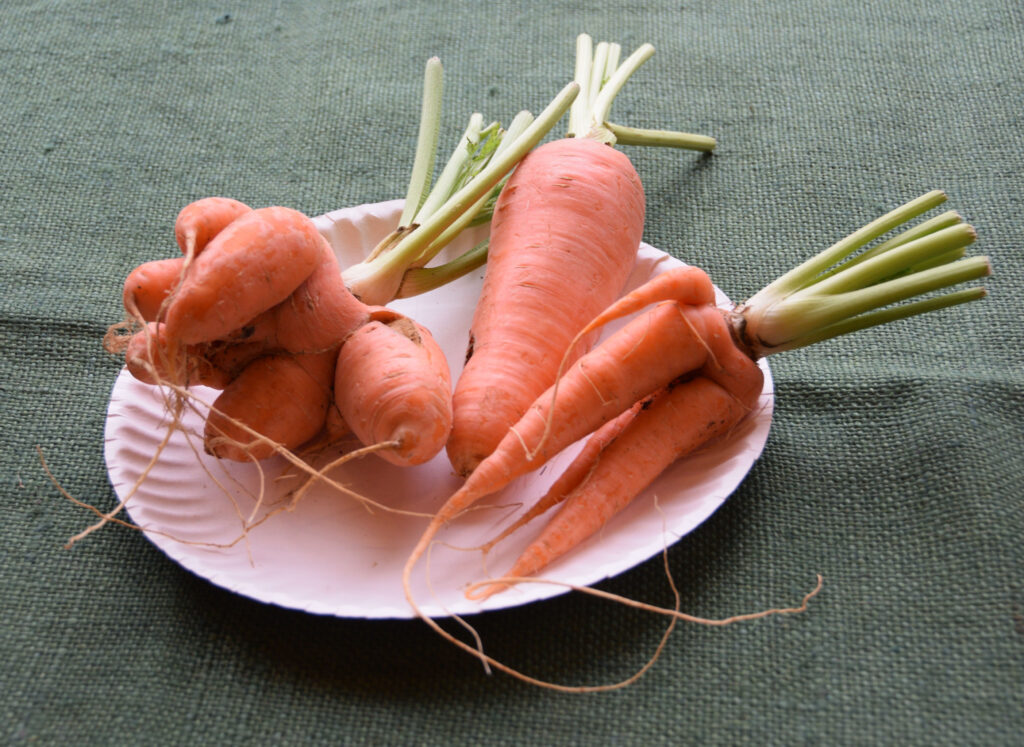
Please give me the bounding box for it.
[334,313,453,467]
[174,197,252,257]
[122,257,186,322]
[577,265,717,340]
[495,374,757,586]
[430,302,722,534]
[269,238,372,354]
[447,137,646,476]
[125,322,234,388]
[164,206,324,345]
[204,350,337,461]
[482,395,649,551]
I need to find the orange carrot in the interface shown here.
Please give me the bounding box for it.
[471,374,757,600]
[404,298,739,592]
[334,310,453,467]
[406,189,989,632]
[446,36,716,476]
[174,196,252,258]
[446,137,646,475]
[478,395,650,554]
[204,350,338,461]
[122,257,187,322]
[163,206,325,346]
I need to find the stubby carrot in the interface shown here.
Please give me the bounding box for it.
[334,310,453,467]
[204,350,338,462]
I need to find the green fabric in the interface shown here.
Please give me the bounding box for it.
[3,1,1022,743]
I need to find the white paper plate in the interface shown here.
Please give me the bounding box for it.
[104,200,773,619]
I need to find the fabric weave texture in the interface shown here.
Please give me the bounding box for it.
[2,1,1021,743]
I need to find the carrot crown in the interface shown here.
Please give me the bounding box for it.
[341,58,580,305]
[734,191,992,357]
[567,33,716,152]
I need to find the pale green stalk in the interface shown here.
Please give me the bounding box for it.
[412,114,489,225]
[566,33,716,150]
[414,110,534,272]
[606,122,717,151]
[734,193,992,357]
[399,57,443,227]
[341,81,580,304]
[395,239,490,298]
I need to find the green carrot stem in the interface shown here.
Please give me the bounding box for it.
[736,192,992,357]
[412,113,488,226]
[412,111,534,265]
[590,42,654,130]
[746,190,948,308]
[770,287,988,353]
[797,223,977,297]
[340,81,579,304]
[606,122,717,151]
[567,33,715,150]
[372,82,577,274]
[809,209,963,285]
[399,57,443,227]
[395,239,490,298]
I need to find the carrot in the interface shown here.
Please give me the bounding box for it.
[204,350,338,461]
[447,34,716,476]
[173,196,251,259]
[403,191,990,685]
[121,198,252,323]
[477,395,650,555]
[334,310,453,467]
[404,297,739,578]
[470,375,756,600]
[122,257,187,322]
[470,191,993,598]
[162,206,326,346]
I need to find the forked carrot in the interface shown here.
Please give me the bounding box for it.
[163,206,326,346]
[173,196,252,259]
[468,375,756,600]
[477,394,652,555]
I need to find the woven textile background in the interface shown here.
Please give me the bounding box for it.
[3,1,1021,743]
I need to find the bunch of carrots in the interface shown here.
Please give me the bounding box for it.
[99,35,992,691]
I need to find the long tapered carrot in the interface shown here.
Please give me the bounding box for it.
[446,137,646,475]
[478,395,650,555]
[446,35,716,477]
[403,300,733,592]
[403,191,989,691]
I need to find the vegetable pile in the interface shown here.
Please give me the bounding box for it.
[106,61,581,467]
[93,34,991,691]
